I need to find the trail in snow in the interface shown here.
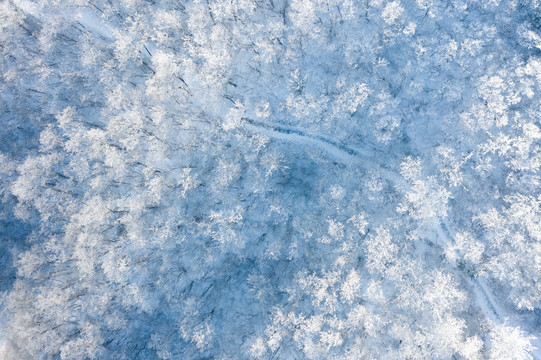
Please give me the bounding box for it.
[244,117,540,358]
[439,221,541,359]
[242,117,405,185]
[243,117,377,159]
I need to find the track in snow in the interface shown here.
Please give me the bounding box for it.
[242,117,405,185]
[244,116,540,359]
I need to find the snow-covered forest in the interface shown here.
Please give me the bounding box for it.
[0,0,540,358]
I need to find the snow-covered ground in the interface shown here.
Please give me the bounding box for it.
[1,0,540,359]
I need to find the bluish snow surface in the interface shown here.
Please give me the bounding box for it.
[1,0,540,359]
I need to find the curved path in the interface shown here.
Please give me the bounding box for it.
[243,116,540,359]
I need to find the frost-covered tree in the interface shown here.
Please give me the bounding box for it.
[1,0,540,359]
